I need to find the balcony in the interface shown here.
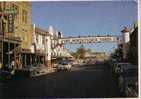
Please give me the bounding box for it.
[3,33,22,44]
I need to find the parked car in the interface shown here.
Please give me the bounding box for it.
[0,64,15,80]
[125,81,138,97]
[71,61,78,66]
[53,63,58,68]
[57,61,72,71]
[112,62,131,75]
[107,59,117,68]
[118,68,138,96]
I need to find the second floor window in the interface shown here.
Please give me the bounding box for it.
[42,36,45,44]
[36,34,38,43]
[0,3,2,12]
[22,10,28,24]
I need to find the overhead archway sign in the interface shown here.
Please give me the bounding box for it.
[59,36,119,44]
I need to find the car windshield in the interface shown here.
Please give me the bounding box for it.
[59,61,69,65]
[62,62,68,65]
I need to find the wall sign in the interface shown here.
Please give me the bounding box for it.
[8,14,14,33]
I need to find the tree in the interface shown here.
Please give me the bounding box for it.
[111,44,123,61]
[73,45,86,59]
[127,26,138,65]
[86,48,92,53]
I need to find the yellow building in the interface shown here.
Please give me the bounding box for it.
[0,2,32,69]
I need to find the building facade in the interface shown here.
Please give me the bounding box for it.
[0,2,32,69]
[0,2,69,70]
[31,25,65,68]
[31,24,51,67]
[48,25,64,58]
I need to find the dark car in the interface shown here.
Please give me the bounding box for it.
[118,68,138,97]
[0,64,15,80]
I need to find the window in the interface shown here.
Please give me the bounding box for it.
[22,10,28,23]
[3,21,6,33]
[0,3,2,12]
[22,29,26,41]
[3,2,6,10]
[24,11,27,23]
[11,4,19,18]
[42,36,45,44]
[36,34,38,43]
[22,33,25,41]
[22,10,24,22]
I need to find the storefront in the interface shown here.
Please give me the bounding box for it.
[20,49,33,68]
[20,49,45,68]
[0,37,21,69]
[36,50,45,65]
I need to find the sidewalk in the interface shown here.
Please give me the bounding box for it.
[30,66,56,77]
[41,66,55,74]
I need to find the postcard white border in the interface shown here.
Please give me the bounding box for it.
[0,0,140,98]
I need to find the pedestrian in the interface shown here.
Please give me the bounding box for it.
[10,58,15,75]
[15,57,21,69]
[11,58,15,69]
[0,62,2,69]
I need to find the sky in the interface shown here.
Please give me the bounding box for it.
[32,1,137,54]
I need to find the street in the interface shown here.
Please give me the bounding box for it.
[0,63,120,98]
[0,1,138,98]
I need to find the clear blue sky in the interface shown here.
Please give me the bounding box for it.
[32,1,137,54]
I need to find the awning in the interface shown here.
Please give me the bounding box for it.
[36,53,45,56]
[20,48,31,54]
[0,36,22,44]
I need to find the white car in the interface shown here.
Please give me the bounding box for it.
[71,61,78,66]
[57,61,72,71]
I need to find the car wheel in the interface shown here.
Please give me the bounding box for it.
[69,68,71,71]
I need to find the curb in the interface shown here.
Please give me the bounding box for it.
[30,68,55,77]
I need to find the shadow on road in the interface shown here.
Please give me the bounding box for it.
[0,63,121,98]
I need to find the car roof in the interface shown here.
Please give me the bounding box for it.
[116,62,131,65]
[123,65,138,70]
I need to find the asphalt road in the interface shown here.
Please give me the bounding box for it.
[0,63,120,98]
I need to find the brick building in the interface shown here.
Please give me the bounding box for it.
[0,2,32,69]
